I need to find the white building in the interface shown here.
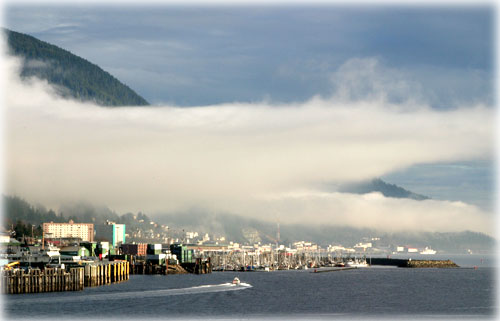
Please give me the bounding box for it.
[43,220,94,242]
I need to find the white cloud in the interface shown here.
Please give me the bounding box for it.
[329,57,493,108]
[217,191,492,234]
[3,54,494,234]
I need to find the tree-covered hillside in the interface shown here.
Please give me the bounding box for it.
[2,195,158,242]
[5,29,149,107]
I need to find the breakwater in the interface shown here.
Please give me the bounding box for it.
[370,258,459,268]
[407,259,458,268]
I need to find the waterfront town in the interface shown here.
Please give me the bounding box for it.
[1,217,440,267]
[2,216,441,269]
[0,211,472,295]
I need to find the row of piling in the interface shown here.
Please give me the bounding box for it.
[182,258,212,274]
[84,261,129,286]
[1,260,129,294]
[1,268,84,294]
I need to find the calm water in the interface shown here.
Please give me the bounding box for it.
[4,255,496,320]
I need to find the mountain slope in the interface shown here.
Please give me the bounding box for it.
[5,28,149,107]
[339,178,429,200]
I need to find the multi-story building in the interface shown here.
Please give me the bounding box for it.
[43,220,94,242]
[95,221,126,247]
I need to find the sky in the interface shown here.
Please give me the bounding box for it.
[1,4,496,234]
[4,6,494,107]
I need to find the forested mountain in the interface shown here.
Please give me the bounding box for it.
[4,195,62,228]
[2,195,126,228]
[5,28,149,106]
[339,178,429,200]
[3,195,63,239]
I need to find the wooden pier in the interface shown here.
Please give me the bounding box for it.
[83,261,129,287]
[1,260,130,294]
[1,268,84,294]
[181,258,212,274]
[129,261,187,275]
[128,257,211,275]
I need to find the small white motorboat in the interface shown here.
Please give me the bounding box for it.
[232,277,240,285]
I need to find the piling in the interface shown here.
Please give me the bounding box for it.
[1,260,131,294]
[0,267,85,294]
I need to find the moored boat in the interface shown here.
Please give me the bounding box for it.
[345,259,369,268]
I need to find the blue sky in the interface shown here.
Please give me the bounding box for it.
[5,5,494,107]
[3,4,496,220]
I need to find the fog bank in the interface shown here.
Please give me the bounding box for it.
[3,54,494,234]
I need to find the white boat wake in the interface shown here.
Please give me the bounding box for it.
[8,282,252,304]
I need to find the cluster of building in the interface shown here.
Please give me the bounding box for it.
[1,218,439,273]
[326,239,437,255]
[0,219,204,271]
[42,220,125,247]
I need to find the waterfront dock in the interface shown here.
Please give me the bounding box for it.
[1,267,84,294]
[1,260,129,294]
[84,260,129,287]
[128,256,211,275]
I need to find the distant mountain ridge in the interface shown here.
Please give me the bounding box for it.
[339,178,430,200]
[5,28,149,107]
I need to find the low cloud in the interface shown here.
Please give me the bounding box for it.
[217,191,492,234]
[3,54,494,234]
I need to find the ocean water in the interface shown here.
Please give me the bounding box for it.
[3,255,496,320]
